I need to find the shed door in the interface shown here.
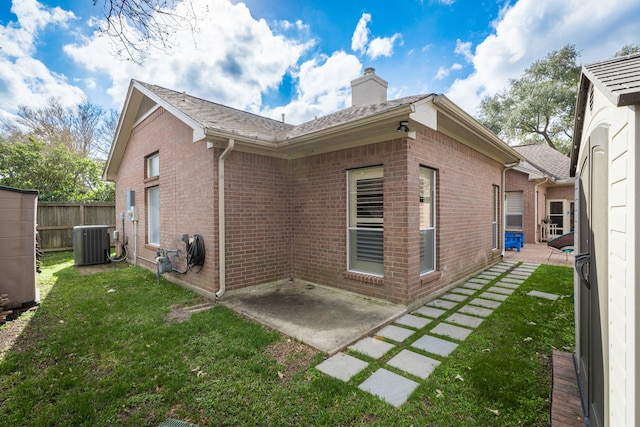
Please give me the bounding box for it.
[577,126,608,427]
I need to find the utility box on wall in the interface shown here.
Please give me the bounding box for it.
[73,225,110,266]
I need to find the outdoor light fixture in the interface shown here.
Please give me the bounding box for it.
[397,120,410,132]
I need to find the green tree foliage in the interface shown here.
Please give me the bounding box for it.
[479,45,581,154]
[615,44,640,57]
[0,138,114,201]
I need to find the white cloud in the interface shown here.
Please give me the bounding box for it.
[351,13,371,54]
[0,0,84,117]
[350,12,402,60]
[435,63,463,80]
[65,0,312,114]
[454,39,473,62]
[446,0,640,115]
[263,51,362,123]
[366,34,402,60]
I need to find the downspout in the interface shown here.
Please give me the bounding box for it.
[215,138,235,300]
[501,162,520,257]
[533,178,549,243]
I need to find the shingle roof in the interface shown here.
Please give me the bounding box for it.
[136,80,431,140]
[582,52,640,106]
[288,95,432,138]
[136,81,295,139]
[512,143,571,181]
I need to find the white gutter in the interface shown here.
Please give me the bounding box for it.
[501,162,520,257]
[215,138,235,299]
[533,178,550,242]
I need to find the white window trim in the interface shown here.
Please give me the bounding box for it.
[147,152,159,178]
[347,167,384,277]
[420,166,436,275]
[492,185,499,250]
[147,186,160,246]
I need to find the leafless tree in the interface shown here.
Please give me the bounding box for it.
[3,98,115,159]
[94,0,200,63]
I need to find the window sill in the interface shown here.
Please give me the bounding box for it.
[144,176,159,185]
[344,271,384,286]
[145,244,160,251]
[420,271,441,285]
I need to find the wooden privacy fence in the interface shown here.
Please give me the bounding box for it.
[37,202,115,252]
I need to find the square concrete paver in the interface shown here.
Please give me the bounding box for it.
[349,337,395,359]
[358,368,419,407]
[462,282,484,290]
[440,293,468,302]
[469,298,502,309]
[449,287,476,296]
[487,286,514,295]
[431,323,473,341]
[469,278,492,285]
[528,290,560,301]
[426,299,457,310]
[478,273,499,280]
[479,292,509,301]
[376,324,415,343]
[495,281,520,289]
[388,349,441,380]
[316,352,368,381]
[502,277,525,284]
[395,314,431,329]
[458,304,494,318]
[412,334,458,357]
[446,313,484,328]
[413,305,446,319]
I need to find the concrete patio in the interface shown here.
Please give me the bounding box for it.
[502,241,574,268]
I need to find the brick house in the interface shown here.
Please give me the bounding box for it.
[104,69,523,305]
[504,143,574,244]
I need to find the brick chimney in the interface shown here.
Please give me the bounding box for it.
[350,67,388,106]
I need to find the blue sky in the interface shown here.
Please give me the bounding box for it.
[1,0,639,127]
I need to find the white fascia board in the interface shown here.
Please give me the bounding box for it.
[409,96,437,130]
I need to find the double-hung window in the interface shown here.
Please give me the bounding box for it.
[505,191,523,230]
[419,167,436,274]
[348,167,383,276]
[145,152,160,246]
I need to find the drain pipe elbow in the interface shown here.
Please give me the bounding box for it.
[215,138,235,300]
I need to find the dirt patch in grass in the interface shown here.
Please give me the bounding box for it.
[265,339,317,380]
[74,261,132,275]
[0,305,39,361]
[164,302,216,323]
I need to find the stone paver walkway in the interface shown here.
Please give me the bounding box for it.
[315,261,561,407]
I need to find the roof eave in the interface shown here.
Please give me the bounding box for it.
[432,95,524,164]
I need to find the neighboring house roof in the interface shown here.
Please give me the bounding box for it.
[104,79,523,181]
[571,53,640,176]
[512,143,572,183]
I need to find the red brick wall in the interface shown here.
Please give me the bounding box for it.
[115,108,218,295]
[408,128,503,302]
[223,151,292,290]
[116,109,509,305]
[290,139,410,303]
[505,169,538,243]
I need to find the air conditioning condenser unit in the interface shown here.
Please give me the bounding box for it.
[73,225,110,266]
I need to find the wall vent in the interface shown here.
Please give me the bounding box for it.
[73,225,110,266]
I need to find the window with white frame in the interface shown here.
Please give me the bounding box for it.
[146,152,159,178]
[420,167,436,274]
[147,186,160,245]
[348,167,383,276]
[492,185,499,249]
[505,191,523,230]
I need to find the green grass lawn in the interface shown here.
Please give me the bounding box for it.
[0,252,574,426]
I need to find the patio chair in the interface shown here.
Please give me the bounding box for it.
[547,231,575,260]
